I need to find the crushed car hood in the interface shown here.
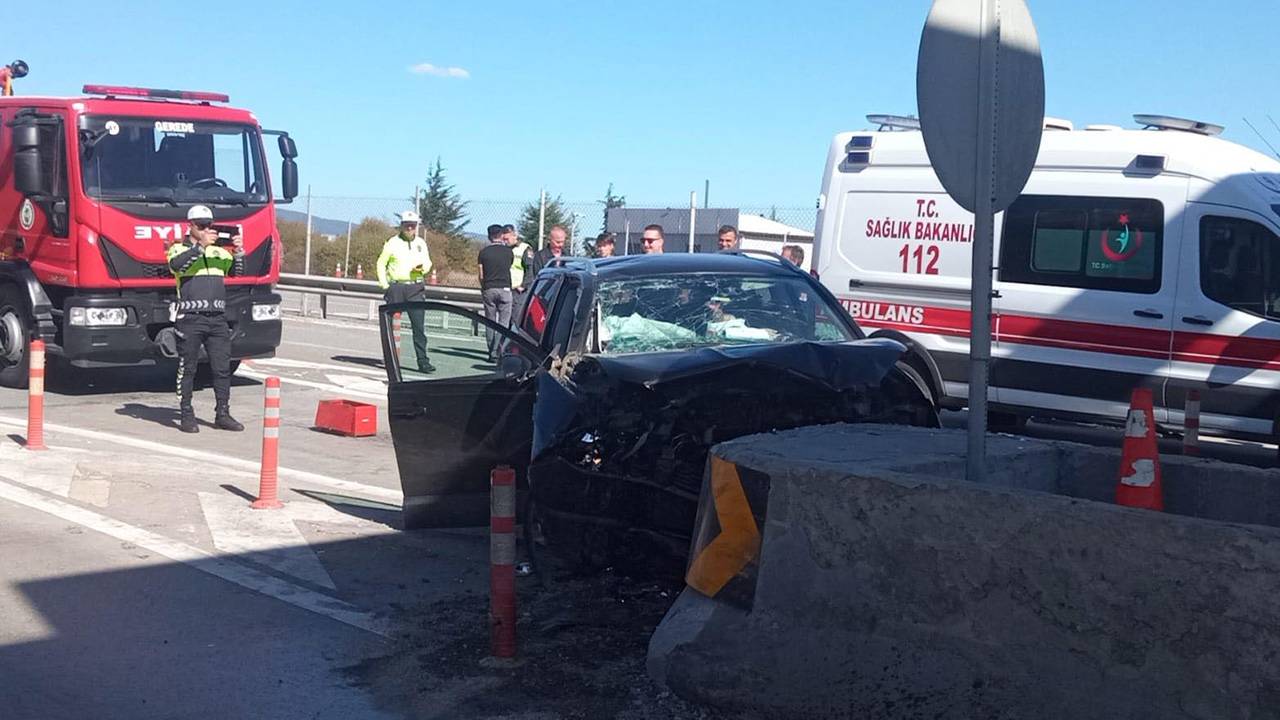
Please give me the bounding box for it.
[532,338,909,460]
[575,338,906,389]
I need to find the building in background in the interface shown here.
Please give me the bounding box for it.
[605,208,813,270]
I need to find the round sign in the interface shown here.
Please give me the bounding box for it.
[917,0,1045,214]
[105,120,120,136]
[19,199,35,231]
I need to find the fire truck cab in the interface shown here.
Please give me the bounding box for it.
[0,82,298,387]
[814,114,1280,444]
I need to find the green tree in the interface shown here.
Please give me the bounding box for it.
[277,219,309,274]
[599,182,626,234]
[417,157,469,238]
[517,194,570,251]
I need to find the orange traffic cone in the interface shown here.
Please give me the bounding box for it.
[334,262,343,278]
[355,264,364,280]
[1115,388,1164,511]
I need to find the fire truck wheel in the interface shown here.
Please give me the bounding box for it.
[0,285,31,389]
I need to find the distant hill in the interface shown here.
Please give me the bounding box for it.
[278,208,486,243]
[276,209,349,236]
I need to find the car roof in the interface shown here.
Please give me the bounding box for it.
[543,251,806,280]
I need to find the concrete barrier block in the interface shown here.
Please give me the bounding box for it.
[650,424,1280,720]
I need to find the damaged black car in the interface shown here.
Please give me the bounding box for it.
[379,252,938,570]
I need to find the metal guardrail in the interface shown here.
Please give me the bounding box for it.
[277,273,483,321]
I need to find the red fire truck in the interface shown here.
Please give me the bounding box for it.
[0,68,298,387]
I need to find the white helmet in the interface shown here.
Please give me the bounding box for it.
[398,210,421,225]
[187,205,214,222]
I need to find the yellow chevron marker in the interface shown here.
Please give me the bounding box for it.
[686,456,762,598]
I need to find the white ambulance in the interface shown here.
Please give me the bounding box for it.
[813,114,1280,443]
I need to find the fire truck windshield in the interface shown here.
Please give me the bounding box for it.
[79,116,269,206]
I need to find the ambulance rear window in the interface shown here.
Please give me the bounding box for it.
[1000,195,1163,294]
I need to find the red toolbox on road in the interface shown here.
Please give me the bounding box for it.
[314,399,378,437]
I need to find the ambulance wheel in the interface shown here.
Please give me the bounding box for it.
[0,285,31,389]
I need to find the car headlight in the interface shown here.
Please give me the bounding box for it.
[69,307,128,327]
[252,303,281,321]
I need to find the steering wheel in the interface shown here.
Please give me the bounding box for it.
[189,177,228,189]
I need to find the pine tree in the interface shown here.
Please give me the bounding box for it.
[599,182,626,234]
[417,157,469,238]
[517,194,570,250]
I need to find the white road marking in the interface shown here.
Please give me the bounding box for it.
[199,492,337,590]
[284,315,489,344]
[0,442,77,497]
[0,416,403,505]
[248,356,386,378]
[69,472,111,507]
[324,373,388,395]
[0,477,389,637]
[286,499,396,529]
[237,367,387,403]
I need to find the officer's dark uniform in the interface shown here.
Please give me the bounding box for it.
[167,235,244,432]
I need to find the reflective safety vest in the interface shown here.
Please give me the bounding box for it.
[376,234,433,289]
[510,241,531,288]
[167,239,240,312]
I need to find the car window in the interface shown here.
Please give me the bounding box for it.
[1200,215,1280,319]
[1000,195,1163,294]
[545,282,581,354]
[382,303,537,383]
[593,273,854,355]
[520,278,559,345]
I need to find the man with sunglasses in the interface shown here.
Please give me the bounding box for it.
[642,224,665,254]
[377,211,436,373]
[166,205,245,434]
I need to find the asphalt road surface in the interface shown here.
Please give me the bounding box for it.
[2,306,1274,719]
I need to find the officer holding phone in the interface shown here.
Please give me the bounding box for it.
[377,210,435,373]
[166,205,245,434]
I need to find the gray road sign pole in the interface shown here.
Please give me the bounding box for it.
[918,0,1043,486]
[966,0,997,484]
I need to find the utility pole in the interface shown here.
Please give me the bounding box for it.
[688,191,697,253]
[343,219,352,278]
[303,185,313,276]
[537,188,547,251]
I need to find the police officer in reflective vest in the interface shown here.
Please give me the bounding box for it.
[167,205,245,434]
[377,211,435,372]
[506,224,534,317]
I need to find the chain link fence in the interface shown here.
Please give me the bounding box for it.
[278,193,817,288]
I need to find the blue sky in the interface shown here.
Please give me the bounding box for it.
[17,0,1280,208]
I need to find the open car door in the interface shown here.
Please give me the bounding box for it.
[380,301,546,529]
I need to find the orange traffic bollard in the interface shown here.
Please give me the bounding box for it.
[252,376,284,509]
[25,339,46,451]
[1116,388,1164,511]
[490,465,517,659]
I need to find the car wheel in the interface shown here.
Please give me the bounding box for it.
[0,285,31,389]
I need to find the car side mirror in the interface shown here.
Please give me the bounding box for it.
[280,158,298,201]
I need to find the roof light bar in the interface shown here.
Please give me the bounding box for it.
[866,114,921,132]
[82,85,230,103]
[1133,114,1223,137]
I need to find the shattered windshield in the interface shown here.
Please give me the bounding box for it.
[595,273,853,354]
[79,116,268,206]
